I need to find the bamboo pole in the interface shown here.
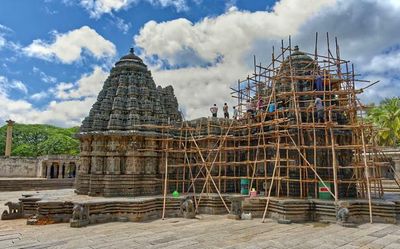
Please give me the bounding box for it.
[361,129,373,223]
[162,139,169,220]
[286,131,336,199]
[262,136,280,222]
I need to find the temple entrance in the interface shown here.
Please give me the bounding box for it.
[67,162,76,178]
[62,165,66,178]
[50,165,56,178]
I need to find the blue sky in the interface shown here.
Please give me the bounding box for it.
[0,0,399,127]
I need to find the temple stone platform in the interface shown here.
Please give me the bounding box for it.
[0,178,74,191]
[2,190,400,227]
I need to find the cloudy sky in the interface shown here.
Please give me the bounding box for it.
[0,0,399,127]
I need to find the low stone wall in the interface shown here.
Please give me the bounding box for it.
[0,157,39,177]
[3,194,398,227]
[0,178,75,191]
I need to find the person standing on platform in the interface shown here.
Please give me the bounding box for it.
[233,106,238,120]
[223,103,229,119]
[266,102,276,121]
[315,97,324,122]
[246,100,254,119]
[315,73,323,91]
[210,104,218,118]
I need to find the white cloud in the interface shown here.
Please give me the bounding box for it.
[135,0,336,118]
[79,0,189,18]
[0,24,13,50]
[136,0,335,66]
[363,49,400,74]
[23,26,116,64]
[0,76,28,95]
[0,24,12,33]
[0,66,108,127]
[53,66,108,99]
[113,16,131,34]
[0,92,96,127]
[80,0,135,18]
[10,80,28,94]
[0,37,5,50]
[147,0,188,12]
[33,67,57,84]
[30,91,49,101]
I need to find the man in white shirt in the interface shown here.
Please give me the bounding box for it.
[315,97,324,122]
[210,104,218,118]
[232,106,238,120]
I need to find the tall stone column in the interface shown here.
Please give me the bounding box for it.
[4,120,15,157]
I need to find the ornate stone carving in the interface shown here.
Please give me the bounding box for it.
[80,157,91,174]
[70,204,90,228]
[1,201,23,220]
[336,207,349,222]
[180,196,196,219]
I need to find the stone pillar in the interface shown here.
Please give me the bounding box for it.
[4,120,15,157]
[46,162,51,179]
[41,162,46,178]
[55,163,60,178]
[59,162,64,179]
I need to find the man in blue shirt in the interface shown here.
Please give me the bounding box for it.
[315,73,323,91]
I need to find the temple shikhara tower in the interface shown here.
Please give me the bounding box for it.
[76,49,181,196]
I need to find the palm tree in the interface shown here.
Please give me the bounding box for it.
[367,97,400,146]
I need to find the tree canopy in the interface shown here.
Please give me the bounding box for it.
[0,124,79,157]
[367,97,400,146]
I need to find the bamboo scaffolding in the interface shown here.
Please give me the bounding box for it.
[152,35,395,223]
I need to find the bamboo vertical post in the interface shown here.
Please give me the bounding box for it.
[361,129,373,223]
[162,139,169,220]
[262,136,280,222]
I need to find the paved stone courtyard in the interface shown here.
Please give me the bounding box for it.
[1,190,400,249]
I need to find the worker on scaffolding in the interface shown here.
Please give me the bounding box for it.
[314,97,324,123]
[268,101,276,120]
[306,101,314,123]
[246,100,255,119]
[315,73,323,91]
[232,106,238,120]
[223,103,229,119]
[210,104,218,118]
[257,97,264,121]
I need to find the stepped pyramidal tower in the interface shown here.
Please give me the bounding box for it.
[76,49,181,196]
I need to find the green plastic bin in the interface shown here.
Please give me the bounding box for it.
[241,178,249,195]
[318,182,332,200]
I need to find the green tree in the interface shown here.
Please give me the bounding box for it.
[37,134,79,155]
[367,97,400,146]
[0,123,79,156]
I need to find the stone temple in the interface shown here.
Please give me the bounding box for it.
[76,49,181,196]
[3,41,399,227]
